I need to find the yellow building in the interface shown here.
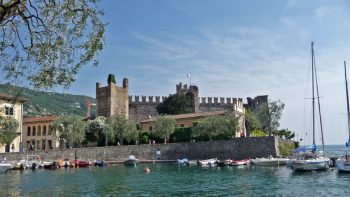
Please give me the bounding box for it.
[22,116,60,151]
[0,93,27,153]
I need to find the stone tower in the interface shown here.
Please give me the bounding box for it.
[96,74,129,119]
[176,82,199,113]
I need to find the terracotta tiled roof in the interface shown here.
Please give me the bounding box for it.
[23,116,57,123]
[140,110,229,123]
[0,92,28,102]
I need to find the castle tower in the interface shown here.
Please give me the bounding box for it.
[96,74,129,119]
[176,82,200,113]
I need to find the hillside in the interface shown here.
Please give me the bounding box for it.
[0,84,96,117]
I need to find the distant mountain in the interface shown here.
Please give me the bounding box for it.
[0,84,96,117]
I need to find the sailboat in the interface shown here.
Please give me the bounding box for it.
[291,42,330,171]
[336,61,350,172]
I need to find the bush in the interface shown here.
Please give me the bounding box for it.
[251,129,267,137]
[278,141,295,157]
[169,127,192,143]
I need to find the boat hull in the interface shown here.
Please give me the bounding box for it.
[0,164,12,173]
[292,159,329,171]
[251,158,288,166]
[336,159,350,172]
[124,159,138,166]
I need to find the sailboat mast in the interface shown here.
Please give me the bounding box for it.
[344,61,350,143]
[311,42,316,146]
[314,47,325,152]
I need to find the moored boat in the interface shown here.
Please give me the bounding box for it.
[124,155,139,166]
[251,156,288,166]
[336,61,350,172]
[176,158,189,166]
[229,159,250,166]
[94,160,106,167]
[74,160,92,168]
[291,42,330,171]
[198,158,217,167]
[0,163,12,173]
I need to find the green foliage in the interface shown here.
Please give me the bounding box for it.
[256,100,285,135]
[0,116,18,146]
[0,84,95,117]
[0,0,106,89]
[170,127,192,143]
[273,128,295,140]
[251,129,268,137]
[108,115,138,145]
[157,94,191,115]
[139,131,150,144]
[52,115,86,148]
[278,141,295,157]
[245,109,261,134]
[153,116,176,143]
[85,116,108,145]
[192,113,239,141]
[107,74,116,84]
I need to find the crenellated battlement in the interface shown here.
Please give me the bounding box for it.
[199,97,243,105]
[129,95,168,104]
[128,95,244,108]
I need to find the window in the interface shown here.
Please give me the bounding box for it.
[181,124,185,128]
[4,106,14,116]
[27,126,31,136]
[38,126,41,136]
[43,125,47,135]
[149,126,152,131]
[48,125,52,135]
[32,126,36,136]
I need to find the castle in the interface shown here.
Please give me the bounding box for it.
[96,74,267,128]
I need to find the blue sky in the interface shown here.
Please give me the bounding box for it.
[4,0,350,145]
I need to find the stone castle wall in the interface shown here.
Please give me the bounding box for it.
[128,95,245,122]
[96,79,129,119]
[0,137,285,162]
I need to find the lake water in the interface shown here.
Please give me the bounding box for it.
[1,145,350,196]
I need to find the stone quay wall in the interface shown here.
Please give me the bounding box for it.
[0,136,287,162]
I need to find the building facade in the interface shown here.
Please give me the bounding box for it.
[0,93,27,153]
[22,116,60,151]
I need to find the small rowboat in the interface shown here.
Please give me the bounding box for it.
[229,159,250,166]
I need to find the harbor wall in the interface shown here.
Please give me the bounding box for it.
[0,136,289,162]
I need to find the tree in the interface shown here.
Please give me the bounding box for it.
[153,116,176,144]
[273,128,295,140]
[245,109,261,135]
[85,116,109,145]
[107,115,138,145]
[0,116,18,147]
[157,93,191,115]
[0,0,105,89]
[224,112,240,138]
[192,113,239,141]
[52,115,86,148]
[107,74,116,84]
[256,100,285,135]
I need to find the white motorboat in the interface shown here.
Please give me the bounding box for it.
[198,158,217,167]
[336,62,350,172]
[251,156,288,166]
[0,163,12,173]
[176,158,189,165]
[124,155,139,166]
[292,42,330,171]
